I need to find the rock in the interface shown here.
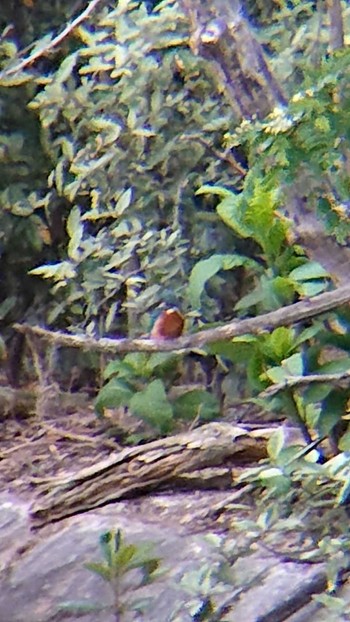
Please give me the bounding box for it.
[0,492,342,622]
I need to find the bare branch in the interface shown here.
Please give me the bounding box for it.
[14,283,350,354]
[261,370,350,398]
[0,0,105,80]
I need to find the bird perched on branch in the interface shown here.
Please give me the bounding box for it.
[150,307,184,340]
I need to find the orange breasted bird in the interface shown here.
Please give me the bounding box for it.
[150,307,184,340]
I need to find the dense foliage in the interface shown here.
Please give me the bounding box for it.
[2,1,350,614]
[0,0,350,441]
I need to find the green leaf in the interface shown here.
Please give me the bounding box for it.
[317,358,350,374]
[173,389,220,422]
[302,383,333,404]
[124,352,150,376]
[84,562,111,582]
[115,187,133,215]
[295,281,328,297]
[270,276,296,305]
[294,324,322,347]
[267,428,285,461]
[336,478,350,506]
[262,327,295,361]
[129,379,173,434]
[264,365,288,384]
[67,206,84,261]
[338,429,350,452]
[145,352,179,373]
[195,184,233,199]
[115,543,138,570]
[282,353,304,375]
[188,254,251,308]
[289,261,329,281]
[216,195,252,238]
[234,285,265,311]
[95,378,133,415]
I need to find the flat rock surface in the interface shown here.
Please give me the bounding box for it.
[0,491,343,622]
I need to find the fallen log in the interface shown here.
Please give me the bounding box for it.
[30,421,273,527]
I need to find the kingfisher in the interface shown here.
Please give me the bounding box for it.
[150,306,184,340]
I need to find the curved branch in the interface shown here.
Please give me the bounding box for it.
[14,283,350,354]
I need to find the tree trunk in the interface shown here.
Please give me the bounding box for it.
[177,0,350,285]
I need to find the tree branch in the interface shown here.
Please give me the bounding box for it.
[14,284,350,354]
[261,370,350,398]
[0,0,105,80]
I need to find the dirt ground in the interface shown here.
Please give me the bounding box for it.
[0,391,121,501]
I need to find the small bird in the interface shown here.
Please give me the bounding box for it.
[150,307,184,340]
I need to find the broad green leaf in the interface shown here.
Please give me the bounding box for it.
[317,358,350,374]
[129,379,173,434]
[289,261,329,281]
[145,352,178,373]
[302,383,333,404]
[216,195,252,238]
[209,338,257,363]
[258,468,291,494]
[282,353,304,375]
[270,276,295,305]
[234,285,265,311]
[263,327,295,361]
[188,253,250,308]
[103,359,135,380]
[173,389,220,422]
[264,365,288,384]
[294,324,322,347]
[95,378,133,415]
[124,352,150,376]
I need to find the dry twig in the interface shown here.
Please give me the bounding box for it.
[0,0,105,79]
[261,370,350,398]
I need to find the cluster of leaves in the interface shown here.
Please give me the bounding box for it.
[95,351,220,437]
[224,47,350,245]
[3,0,237,336]
[189,175,350,449]
[234,428,350,607]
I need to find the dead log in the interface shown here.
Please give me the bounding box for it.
[30,421,273,526]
